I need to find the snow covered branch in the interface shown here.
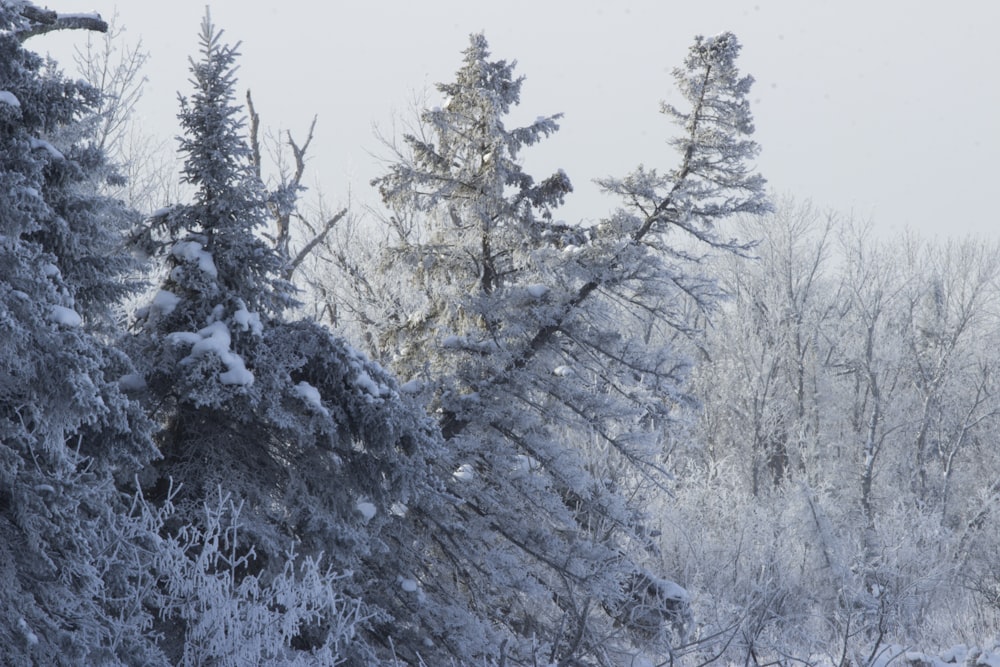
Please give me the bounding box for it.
[17,8,107,42]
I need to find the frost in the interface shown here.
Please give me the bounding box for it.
[293,381,329,415]
[151,290,181,316]
[526,284,549,299]
[400,578,418,592]
[118,373,147,391]
[452,463,475,482]
[50,305,82,327]
[0,90,20,107]
[172,239,218,277]
[355,500,376,521]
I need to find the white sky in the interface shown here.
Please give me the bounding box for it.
[38,1,1000,238]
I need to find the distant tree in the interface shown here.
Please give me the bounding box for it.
[0,3,160,663]
[693,199,839,495]
[66,11,183,213]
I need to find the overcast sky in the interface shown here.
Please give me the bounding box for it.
[40,1,1000,238]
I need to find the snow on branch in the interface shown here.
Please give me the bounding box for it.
[17,8,108,42]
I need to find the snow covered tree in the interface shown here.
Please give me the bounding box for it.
[129,14,481,664]
[0,3,161,663]
[329,31,768,664]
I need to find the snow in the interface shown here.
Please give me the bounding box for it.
[219,364,253,386]
[17,618,37,646]
[354,369,386,398]
[50,305,82,327]
[232,303,263,335]
[399,379,423,394]
[172,321,255,386]
[657,579,690,603]
[41,263,60,277]
[60,12,103,20]
[0,91,20,107]
[189,321,231,357]
[441,335,461,348]
[939,645,968,663]
[30,138,65,161]
[553,365,574,377]
[151,290,181,316]
[355,500,376,521]
[526,284,549,299]
[293,381,329,416]
[451,463,476,482]
[118,373,147,391]
[166,331,202,346]
[172,239,218,278]
[400,578,418,593]
[452,464,475,482]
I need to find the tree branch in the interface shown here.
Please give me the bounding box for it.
[246,90,262,182]
[285,208,347,280]
[18,10,108,42]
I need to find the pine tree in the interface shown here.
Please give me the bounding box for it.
[0,3,160,663]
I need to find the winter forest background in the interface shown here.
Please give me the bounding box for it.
[2,2,1000,665]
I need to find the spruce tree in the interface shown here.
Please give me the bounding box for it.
[0,3,160,663]
[354,31,769,664]
[131,14,459,664]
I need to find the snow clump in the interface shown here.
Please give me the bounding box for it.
[293,381,329,416]
[355,500,376,522]
[50,305,82,327]
[172,239,218,278]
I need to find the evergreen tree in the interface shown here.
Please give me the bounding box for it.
[131,14,460,664]
[0,3,160,663]
[347,31,768,664]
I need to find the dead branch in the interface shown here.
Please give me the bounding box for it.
[286,208,347,280]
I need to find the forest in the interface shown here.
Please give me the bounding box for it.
[2,2,999,665]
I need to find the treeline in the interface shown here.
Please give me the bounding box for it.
[3,2,998,666]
